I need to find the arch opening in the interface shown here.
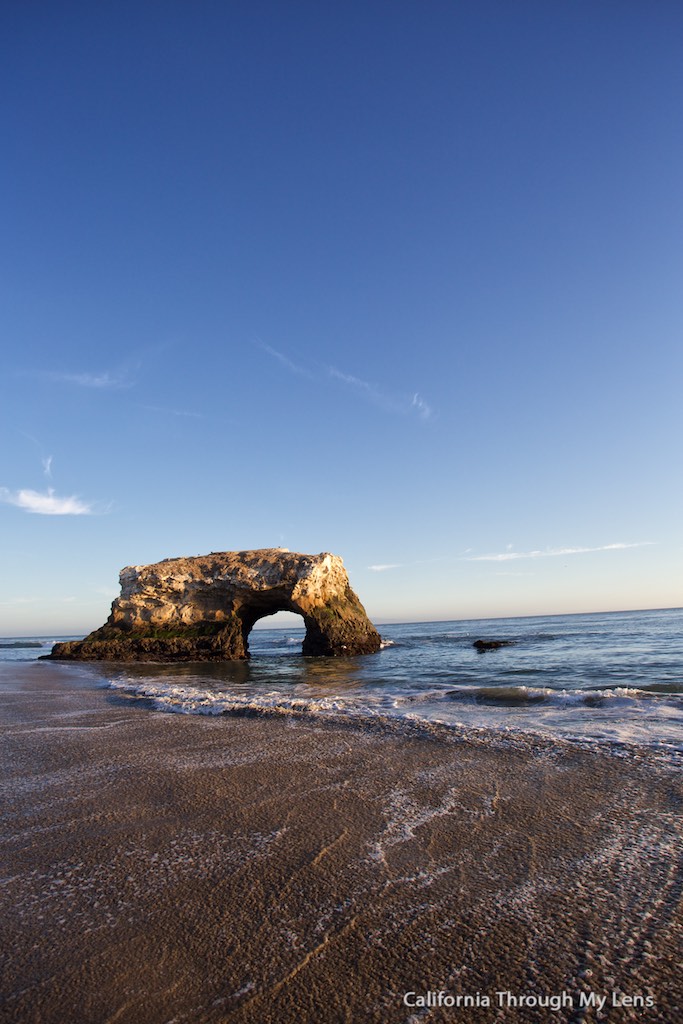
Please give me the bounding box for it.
[246,610,306,657]
[236,599,308,657]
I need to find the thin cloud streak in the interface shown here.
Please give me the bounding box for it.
[468,542,654,562]
[0,487,93,515]
[368,554,449,572]
[16,368,133,389]
[328,367,433,420]
[48,370,131,389]
[16,430,54,478]
[258,342,314,379]
[258,341,433,420]
[328,367,402,414]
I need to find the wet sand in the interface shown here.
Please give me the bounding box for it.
[1,662,681,1024]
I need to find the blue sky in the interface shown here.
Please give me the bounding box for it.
[2,2,682,634]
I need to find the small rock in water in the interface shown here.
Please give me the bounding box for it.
[473,639,516,652]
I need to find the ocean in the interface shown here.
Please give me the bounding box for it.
[4,607,682,754]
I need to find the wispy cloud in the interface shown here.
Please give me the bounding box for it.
[258,342,314,379]
[328,367,433,420]
[48,370,132,389]
[0,487,94,515]
[411,393,432,420]
[258,341,433,420]
[368,553,452,572]
[16,429,54,477]
[468,542,654,562]
[328,367,399,413]
[18,368,134,389]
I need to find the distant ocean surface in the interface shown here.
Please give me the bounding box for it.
[4,608,683,753]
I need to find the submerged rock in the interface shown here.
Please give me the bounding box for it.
[473,639,516,652]
[48,548,382,662]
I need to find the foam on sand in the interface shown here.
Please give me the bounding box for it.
[1,662,682,1023]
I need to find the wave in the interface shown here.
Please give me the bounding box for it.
[600,681,683,695]
[440,683,683,709]
[0,640,44,649]
[107,674,683,755]
[109,678,371,719]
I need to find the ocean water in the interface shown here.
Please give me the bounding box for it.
[5,608,682,753]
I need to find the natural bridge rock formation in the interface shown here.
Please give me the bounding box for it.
[49,549,382,662]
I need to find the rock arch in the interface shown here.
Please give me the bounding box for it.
[49,549,382,662]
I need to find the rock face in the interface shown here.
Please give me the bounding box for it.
[49,549,382,662]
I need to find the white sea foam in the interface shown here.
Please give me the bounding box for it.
[107,672,683,755]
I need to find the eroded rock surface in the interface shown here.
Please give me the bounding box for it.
[49,549,381,661]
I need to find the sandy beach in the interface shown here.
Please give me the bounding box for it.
[1,662,681,1024]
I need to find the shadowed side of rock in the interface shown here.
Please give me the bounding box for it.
[48,549,382,662]
[299,582,382,656]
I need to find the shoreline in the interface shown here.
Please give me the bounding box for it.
[107,662,683,764]
[2,663,682,1023]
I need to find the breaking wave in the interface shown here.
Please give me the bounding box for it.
[107,672,683,755]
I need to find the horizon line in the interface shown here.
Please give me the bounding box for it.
[4,604,681,639]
